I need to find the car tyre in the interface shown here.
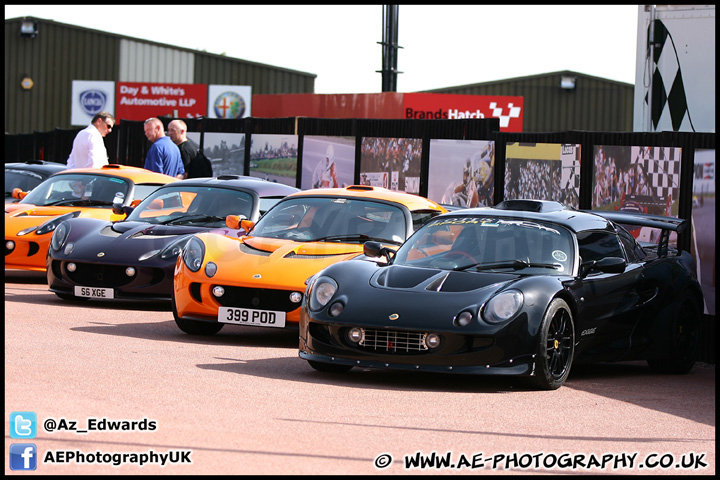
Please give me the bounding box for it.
[530,298,575,390]
[172,288,224,336]
[307,360,353,373]
[647,292,700,374]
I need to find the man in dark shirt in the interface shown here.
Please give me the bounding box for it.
[168,119,199,179]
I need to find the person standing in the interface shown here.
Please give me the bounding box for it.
[143,117,185,179]
[167,119,198,179]
[66,111,115,169]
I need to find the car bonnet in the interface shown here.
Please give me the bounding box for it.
[206,236,366,290]
[371,264,519,294]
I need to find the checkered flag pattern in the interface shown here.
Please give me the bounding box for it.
[634,146,681,200]
[644,19,695,132]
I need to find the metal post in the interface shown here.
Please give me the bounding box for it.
[378,5,402,92]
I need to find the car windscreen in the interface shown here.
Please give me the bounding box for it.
[19,174,130,207]
[393,216,574,274]
[250,196,407,244]
[5,169,45,195]
[126,186,255,227]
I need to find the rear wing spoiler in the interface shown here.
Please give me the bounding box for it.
[587,210,688,257]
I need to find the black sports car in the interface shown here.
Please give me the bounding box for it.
[47,175,299,302]
[299,199,704,390]
[5,160,67,203]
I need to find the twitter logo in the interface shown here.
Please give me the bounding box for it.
[10,412,37,439]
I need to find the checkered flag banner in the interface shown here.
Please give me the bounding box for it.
[634,146,680,202]
[645,19,696,132]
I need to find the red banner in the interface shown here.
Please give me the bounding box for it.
[252,92,524,131]
[115,82,207,121]
[403,93,524,132]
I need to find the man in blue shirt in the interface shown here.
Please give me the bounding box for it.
[143,117,185,179]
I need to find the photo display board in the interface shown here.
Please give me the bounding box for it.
[359,137,422,194]
[202,132,246,177]
[692,148,715,315]
[428,139,495,207]
[301,136,356,190]
[593,145,682,245]
[249,134,299,187]
[504,142,581,208]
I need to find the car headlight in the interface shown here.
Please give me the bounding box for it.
[138,236,192,262]
[308,276,338,311]
[49,221,71,252]
[482,290,524,323]
[137,249,161,262]
[160,236,192,260]
[36,211,81,236]
[181,236,205,272]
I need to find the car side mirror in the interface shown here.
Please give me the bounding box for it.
[12,188,27,200]
[596,257,626,273]
[579,256,626,278]
[112,192,125,215]
[111,205,134,218]
[226,215,249,230]
[364,241,395,262]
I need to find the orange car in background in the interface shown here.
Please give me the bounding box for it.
[172,185,448,335]
[5,164,178,272]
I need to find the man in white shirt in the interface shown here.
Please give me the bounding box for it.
[66,112,115,169]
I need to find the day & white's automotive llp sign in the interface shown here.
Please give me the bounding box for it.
[115,82,208,120]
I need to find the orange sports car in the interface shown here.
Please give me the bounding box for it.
[5,164,178,272]
[172,185,448,335]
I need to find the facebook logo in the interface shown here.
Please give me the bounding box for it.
[10,444,37,470]
[10,411,37,439]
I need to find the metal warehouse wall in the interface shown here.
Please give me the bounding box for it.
[192,53,316,95]
[423,71,634,133]
[5,17,121,134]
[4,17,316,134]
[119,39,195,83]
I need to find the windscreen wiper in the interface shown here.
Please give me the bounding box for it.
[314,233,371,243]
[46,199,112,207]
[160,214,225,225]
[454,259,560,272]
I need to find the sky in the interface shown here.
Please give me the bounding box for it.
[4,4,640,94]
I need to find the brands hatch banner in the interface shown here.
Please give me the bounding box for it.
[70,81,252,125]
[403,93,524,132]
[251,92,524,132]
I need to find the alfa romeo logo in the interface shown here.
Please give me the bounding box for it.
[213,91,246,119]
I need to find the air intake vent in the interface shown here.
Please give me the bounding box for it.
[239,243,271,256]
[494,200,566,213]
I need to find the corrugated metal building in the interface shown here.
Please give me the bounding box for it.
[422,71,634,133]
[6,17,634,135]
[4,16,316,134]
